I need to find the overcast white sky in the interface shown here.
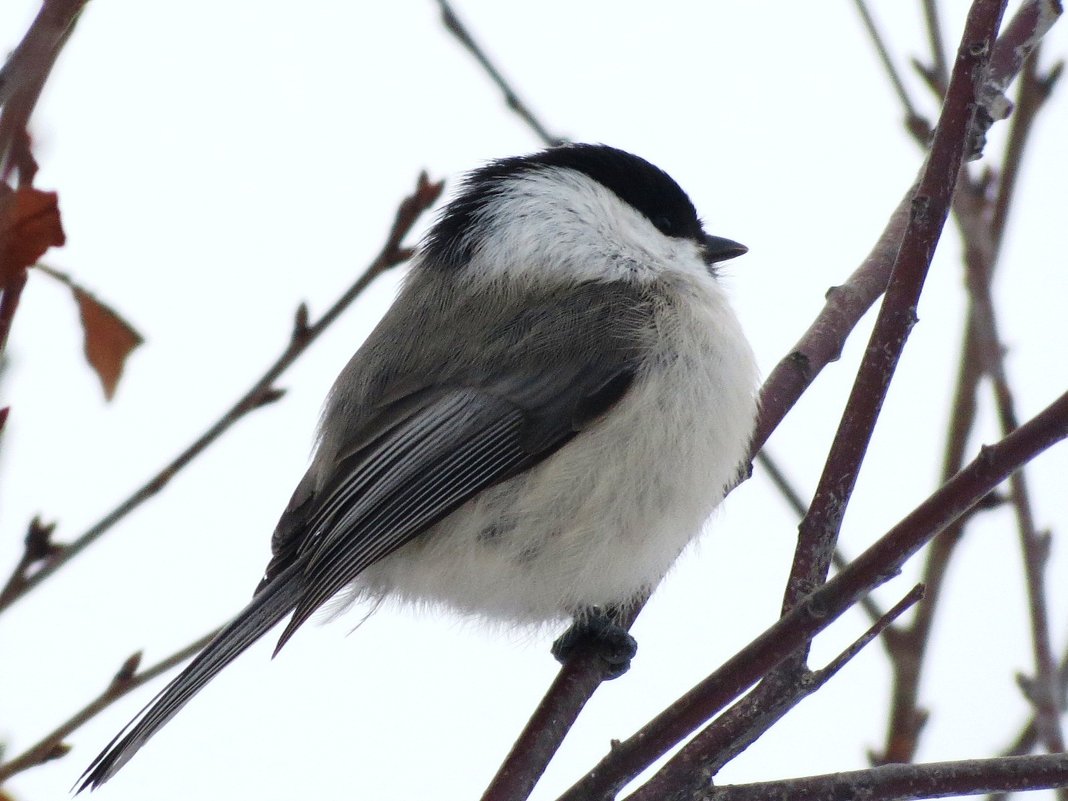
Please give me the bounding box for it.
[1,2,1066,800]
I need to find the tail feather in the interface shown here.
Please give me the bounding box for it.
[77,566,303,792]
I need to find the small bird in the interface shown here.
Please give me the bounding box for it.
[79,143,758,790]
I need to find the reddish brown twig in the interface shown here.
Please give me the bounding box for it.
[919,0,952,94]
[877,27,1062,764]
[706,753,1068,801]
[626,585,926,801]
[782,0,1009,620]
[756,451,887,626]
[852,0,933,139]
[479,621,640,801]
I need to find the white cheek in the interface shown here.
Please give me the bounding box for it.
[461,170,702,286]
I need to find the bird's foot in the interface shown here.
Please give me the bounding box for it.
[551,609,637,680]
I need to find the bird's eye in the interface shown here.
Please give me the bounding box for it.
[653,215,674,234]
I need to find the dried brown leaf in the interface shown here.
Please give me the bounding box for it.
[73,287,143,400]
[0,186,64,286]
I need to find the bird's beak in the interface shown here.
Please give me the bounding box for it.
[701,234,748,267]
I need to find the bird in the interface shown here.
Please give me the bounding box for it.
[79,143,758,790]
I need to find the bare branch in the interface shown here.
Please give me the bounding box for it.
[752,189,911,453]
[920,0,951,94]
[0,627,220,781]
[987,647,1068,801]
[964,198,1066,758]
[435,0,564,147]
[781,0,1010,617]
[624,586,925,801]
[705,753,1068,801]
[0,173,443,614]
[554,389,1068,801]
[757,452,887,626]
[852,0,933,139]
[878,28,1063,764]
[0,0,87,180]
[479,634,635,801]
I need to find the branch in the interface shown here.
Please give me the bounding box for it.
[0,173,443,613]
[852,0,933,139]
[0,627,220,781]
[878,22,1063,763]
[435,0,564,147]
[705,754,1068,801]
[919,0,951,94]
[752,187,911,452]
[479,632,637,801]
[756,451,887,626]
[964,188,1066,758]
[624,586,925,801]
[986,646,1068,801]
[780,0,1008,621]
[554,389,1068,801]
[0,0,87,180]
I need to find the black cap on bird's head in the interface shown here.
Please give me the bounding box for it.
[424,143,746,271]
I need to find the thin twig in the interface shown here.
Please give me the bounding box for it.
[966,218,1066,759]
[986,647,1068,801]
[921,0,951,93]
[625,586,926,801]
[752,188,912,453]
[705,753,1068,801]
[435,0,563,147]
[852,0,932,140]
[756,451,886,626]
[0,173,443,614]
[991,46,1062,249]
[0,627,220,781]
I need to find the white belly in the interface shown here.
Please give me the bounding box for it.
[351,281,758,624]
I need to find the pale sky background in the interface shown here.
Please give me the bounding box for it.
[1,2,1066,800]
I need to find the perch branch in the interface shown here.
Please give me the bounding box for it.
[555,388,1068,801]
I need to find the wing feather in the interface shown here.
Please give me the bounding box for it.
[274,390,531,650]
[82,277,655,790]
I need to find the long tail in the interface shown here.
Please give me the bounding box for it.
[77,564,303,792]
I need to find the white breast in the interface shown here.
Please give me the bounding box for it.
[351,270,758,625]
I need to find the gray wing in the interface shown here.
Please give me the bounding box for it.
[80,386,592,793]
[78,277,653,791]
[267,276,654,648]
